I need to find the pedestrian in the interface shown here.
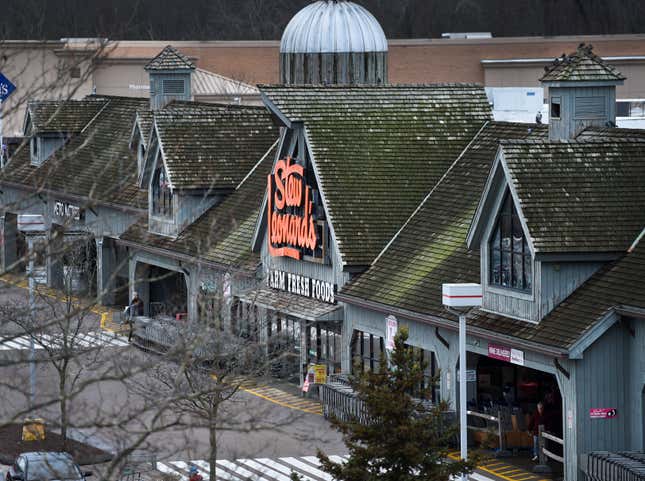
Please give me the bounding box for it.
[188,466,203,481]
[127,291,143,342]
[528,401,546,461]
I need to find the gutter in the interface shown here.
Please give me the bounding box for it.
[0,180,146,215]
[337,292,569,359]
[116,237,258,277]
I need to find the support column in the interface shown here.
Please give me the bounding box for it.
[96,237,117,306]
[555,358,578,481]
[47,225,64,290]
[2,213,18,272]
[131,260,150,316]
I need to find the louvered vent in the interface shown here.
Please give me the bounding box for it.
[575,96,606,119]
[163,79,185,95]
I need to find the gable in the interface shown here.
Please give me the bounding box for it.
[260,84,493,267]
[253,126,337,266]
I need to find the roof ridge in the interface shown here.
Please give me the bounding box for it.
[371,120,490,266]
[258,82,485,89]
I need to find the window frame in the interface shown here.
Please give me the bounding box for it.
[550,96,561,120]
[151,164,173,218]
[488,189,533,294]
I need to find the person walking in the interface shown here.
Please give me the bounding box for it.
[127,291,143,342]
[188,466,203,481]
[528,401,546,461]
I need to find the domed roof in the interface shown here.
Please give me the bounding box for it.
[280,0,388,54]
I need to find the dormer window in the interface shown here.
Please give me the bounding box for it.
[30,137,39,165]
[152,166,173,218]
[489,190,532,293]
[550,96,561,120]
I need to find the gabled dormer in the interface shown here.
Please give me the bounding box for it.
[466,140,638,323]
[23,98,108,166]
[145,45,196,111]
[130,110,154,182]
[144,105,278,238]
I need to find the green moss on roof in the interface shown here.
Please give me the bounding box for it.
[260,84,493,266]
[342,121,545,312]
[501,139,645,253]
[120,143,278,272]
[153,106,278,190]
[27,98,108,134]
[145,45,195,71]
[3,96,149,210]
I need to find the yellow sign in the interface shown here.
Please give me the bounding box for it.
[313,364,327,384]
[22,418,46,441]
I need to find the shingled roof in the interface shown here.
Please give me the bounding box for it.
[540,43,625,83]
[152,105,278,190]
[120,142,278,273]
[260,84,493,267]
[468,235,645,350]
[501,139,645,254]
[26,99,108,134]
[340,121,546,315]
[145,45,195,71]
[3,96,149,210]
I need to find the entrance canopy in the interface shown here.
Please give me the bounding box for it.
[238,286,343,322]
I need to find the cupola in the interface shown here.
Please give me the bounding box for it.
[280,0,388,85]
[540,44,625,141]
[145,45,196,111]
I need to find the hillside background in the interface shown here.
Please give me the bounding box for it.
[2,0,644,40]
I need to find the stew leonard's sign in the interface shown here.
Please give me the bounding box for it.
[267,157,319,260]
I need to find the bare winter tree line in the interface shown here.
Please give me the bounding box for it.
[1,0,645,41]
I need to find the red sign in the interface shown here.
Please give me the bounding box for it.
[589,408,617,419]
[267,157,318,260]
[488,343,524,366]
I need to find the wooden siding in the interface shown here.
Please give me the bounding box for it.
[574,323,630,454]
[548,86,616,141]
[31,136,66,166]
[539,261,603,319]
[149,72,192,110]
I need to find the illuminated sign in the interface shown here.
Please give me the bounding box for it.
[267,157,318,260]
[267,269,336,304]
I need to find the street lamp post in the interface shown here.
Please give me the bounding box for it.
[18,214,46,412]
[442,283,482,480]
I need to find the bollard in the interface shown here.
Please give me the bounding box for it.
[495,409,512,458]
[533,424,552,474]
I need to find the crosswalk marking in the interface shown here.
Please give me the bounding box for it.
[0,331,129,351]
[157,455,499,481]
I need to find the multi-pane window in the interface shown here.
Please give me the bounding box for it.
[152,166,173,217]
[351,330,384,373]
[405,345,439,403]
[489,190,532,292]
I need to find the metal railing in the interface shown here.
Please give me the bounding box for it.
[534,424,564,474]
[467,409,508,455]
[581,451,645,481]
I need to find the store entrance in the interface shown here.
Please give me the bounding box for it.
[467,352,562,458]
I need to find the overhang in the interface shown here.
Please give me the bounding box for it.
[239,286,343,322]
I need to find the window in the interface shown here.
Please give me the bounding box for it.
[30,137,39,164]
[70,66,81,79]
[550,96,561,119]
[351,330,384,373]
[152,165,173,218]
[405,345,439,402]
[489,190,532,292]
[617,100,645,118]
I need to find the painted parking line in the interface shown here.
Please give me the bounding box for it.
[241,385,323,415]
[449,451,551,481]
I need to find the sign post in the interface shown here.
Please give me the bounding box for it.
[0,73,17,167]
[18,215,46,412]
[442,283,482,481]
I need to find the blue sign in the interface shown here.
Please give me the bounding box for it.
[0,73,16,102]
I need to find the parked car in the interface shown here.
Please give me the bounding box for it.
[5,452,92,481]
